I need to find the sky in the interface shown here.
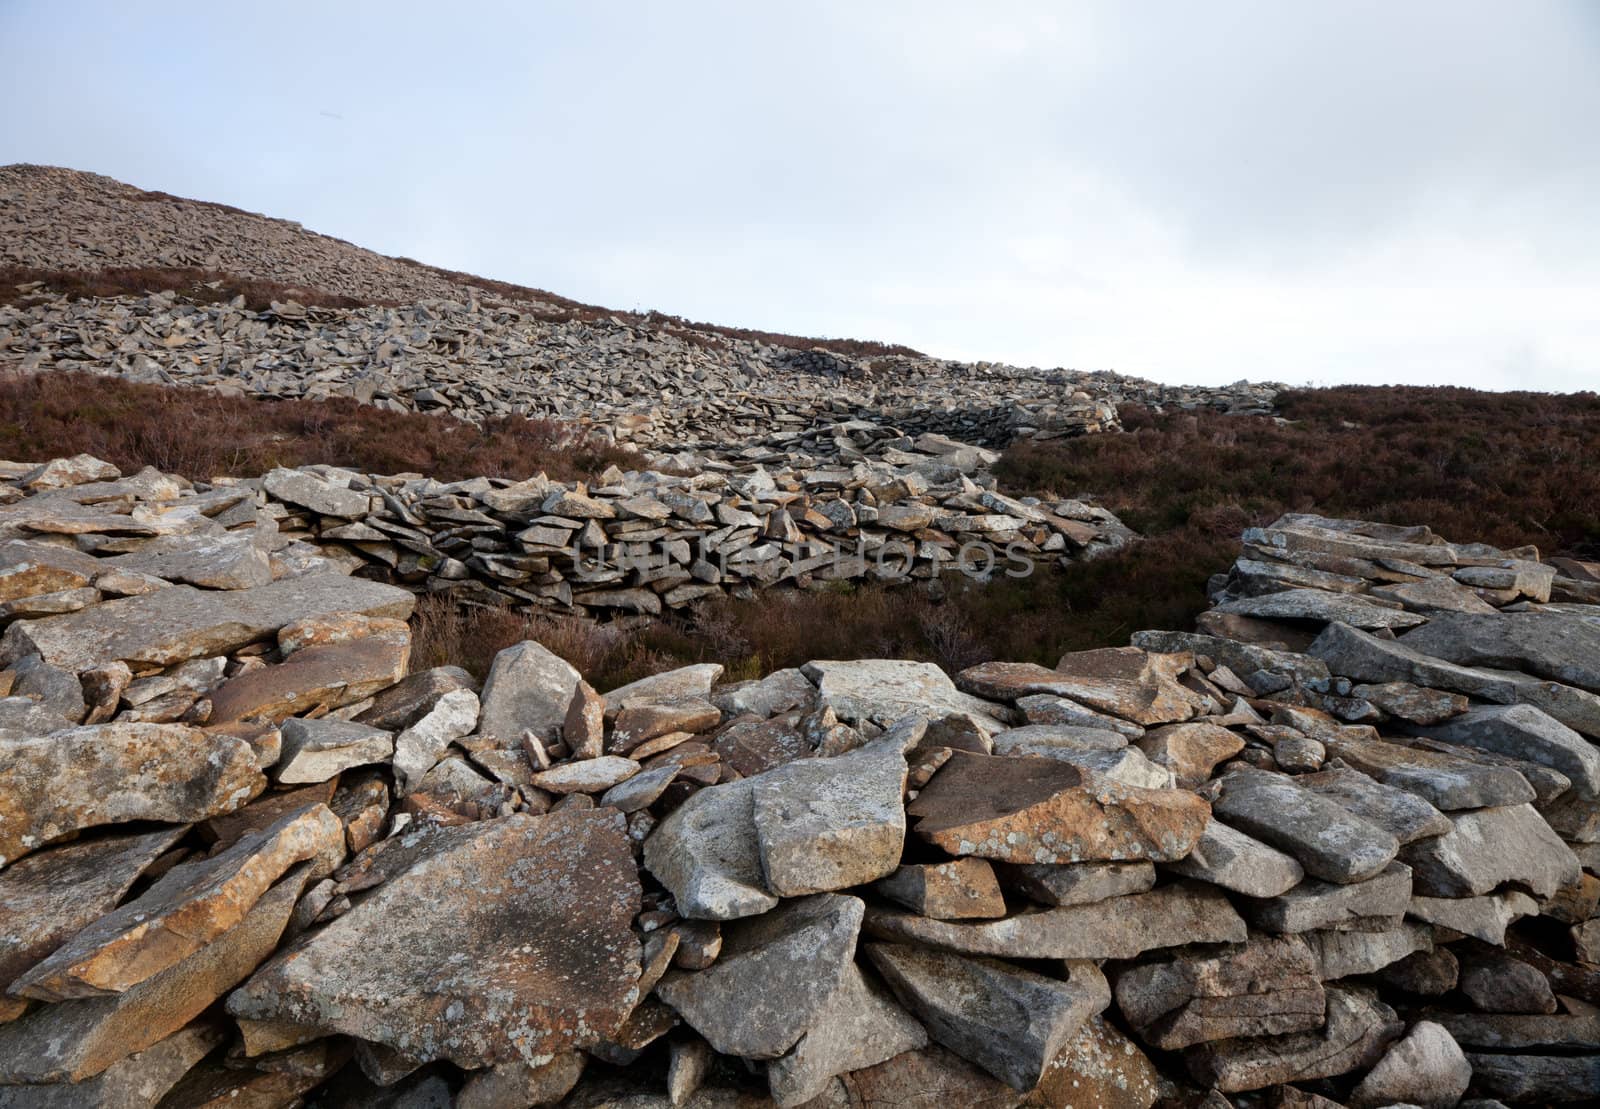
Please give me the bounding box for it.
[3,1,1598,391]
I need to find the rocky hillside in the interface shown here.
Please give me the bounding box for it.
[2,165,1278,464]
[0,454,1596,1105]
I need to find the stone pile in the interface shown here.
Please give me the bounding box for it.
[0,453,1595,1105]
[2,165,1280,460]
[249,452,1134,615]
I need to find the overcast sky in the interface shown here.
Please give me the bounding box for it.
[3,2,1597,390]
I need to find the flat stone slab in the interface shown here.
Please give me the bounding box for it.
[0,574,413,672]
[0,1021,222,1109]
[1292,766,1452,844]
[866,943,1110,1091]
[0,723,263,868]
[1399,611,1600,694]
[1163,819,1305,898]
[960,648,1204,726]
[276,718,394,784]
[644,777,778,921]
[12,804,341,1000]
[1216,588,1426,629]
[226,810,642,1067]
[1414,703,1600,799]
[657,893,863,1059]
[1211,768,1398,884]
[1317,731,1535,810]
[803,659,1006,727]
[908,750,1210,865]
[1400,803,1579,898]
[751,735,907,896]
[1114,935,1325,1050]
[1407,889,1537,945]
[864,881,1247,960]
[1244,862,1414,933]
[0,866,307,1083]
[1185,985,1403,1094]
[0,827,186,992]
[994,860,1155,907]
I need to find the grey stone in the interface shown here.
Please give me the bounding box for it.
[1319,731,1536,810]
[476,639,581,743]
[1414,703,1600,799]
[1293,766,1452,844]
[766,961,927,1107]
[1348,1020,1471,1109]
[1185,985,1403,1094]
[1164,819,1305,897]
[1463,1053,1600,1104]
[1216,589,1426,629]
[750,733,908,896]
[277,717,394,784]
[1114,936,1325,1050]
[1399,611,1600,694]
[1459,951,1557,1014]
[1407,890,1537,945]
[866,943,1111,1091]
[226,811,642,1067]
[391,688,479,793]
[0,574,412,672]
[803,659,1006,727]
[1400,803,1578,898]
[1305,924,1432,979]
[657,893,863,1058]
[1212,768,1399,884]
[1245,862,1414,933]
[643,777,778,921]
[864,881,1247,960]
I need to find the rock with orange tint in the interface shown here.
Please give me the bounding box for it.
[1136,722,1245,788]
[908,751,1209,865]
[0,865,309,1083]
[206,624,410,723]
[226,810,642,1067]
[960,648,1204,727]
[0,827,186,995]
[0,723,263,868]
[0,574,414,672]
[12,804,342,1000]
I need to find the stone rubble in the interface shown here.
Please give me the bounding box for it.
[2,166,1279,460]
[0,491,1595,1107]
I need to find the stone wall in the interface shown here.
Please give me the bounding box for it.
[0,456,1596,1103]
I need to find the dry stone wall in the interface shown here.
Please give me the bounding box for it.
[251,445,1134,615]
[0,454,1596,1105]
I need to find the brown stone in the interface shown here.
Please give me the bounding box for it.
[206,626,410,723]
[1136,722,1245,788]
[0,723,263,868]
[0,865,308,1083]
[909,751,1210,864]
[875,858,1008,920]
[959,648,1204,726]
[12,804,342,1000]
[226,810,642,1067]
[0,827,186,992]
